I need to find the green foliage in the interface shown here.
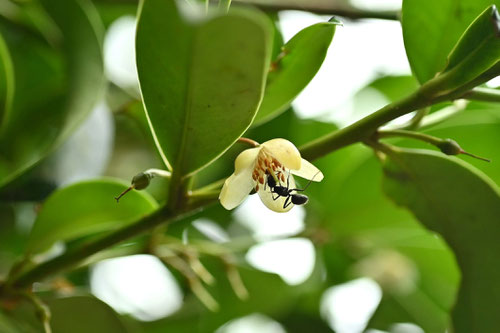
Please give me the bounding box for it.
[0,0,105,188]
[430,5,500,95]
[0,33,13,130]
[48,296,129,333]
[1,0,500,332]
[136,0,272,176]
[142,265,300,332]
[444,5,500,73]
[254,21,338,124]
[27,179,158,254]
[402,0,500,83]
[382,148,500,333]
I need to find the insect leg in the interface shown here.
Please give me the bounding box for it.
[283,195,292,209]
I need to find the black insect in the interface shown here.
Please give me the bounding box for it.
[265,170,318,209]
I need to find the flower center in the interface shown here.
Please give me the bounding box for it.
[251,149,287,192]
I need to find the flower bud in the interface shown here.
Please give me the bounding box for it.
[436,138,462,155]
[131,172,151,190]
[436,139,490,162]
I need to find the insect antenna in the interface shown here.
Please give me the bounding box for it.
[293,171,321,192]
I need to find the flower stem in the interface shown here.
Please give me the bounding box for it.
[300,62,500,161]
[376,130,491,162]
[376,129,442,146]
[21,291,52,333]
[238,137,260,147]
[461,87,500,103]
[418,100,468,129]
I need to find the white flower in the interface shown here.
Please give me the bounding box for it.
[219,138,323,213]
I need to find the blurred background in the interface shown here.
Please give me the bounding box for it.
[1,0,499,332]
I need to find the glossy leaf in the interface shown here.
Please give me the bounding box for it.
[48,296,128,333]
[435,5,500,94]
[0,0,105,188]
[444,5,500,73]
[381,148,500,332]
[402,0,500,83]
[254,22,337,124]
[27,179,158,254]
[368,75,419,102]
[136,0,272,176]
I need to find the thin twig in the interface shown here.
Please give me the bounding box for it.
[231,0,399,21]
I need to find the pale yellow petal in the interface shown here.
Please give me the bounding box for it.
[257,175,296,213]
[261,138,301,170]
[291,158,324,182]
[219,168,255,210]
[234,147,260,174]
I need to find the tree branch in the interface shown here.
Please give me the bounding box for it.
[4,63,499,291]
[300,65,500,161]
[93,0,400,21]
[5,205,195,289]
[232,0,399,21]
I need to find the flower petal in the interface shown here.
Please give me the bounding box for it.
[258,175,296,213]
[291,158,324,182]
[234,147,260,174]
[219,167,255,210]
[262,138,301,170]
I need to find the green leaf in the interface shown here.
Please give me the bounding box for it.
[402,0,500,83]
[253,22,337,125]
[0,33,14,131]
[307,143,458,331]
[381,148,500,333]
[136,0,272,176]
[27,179,158,254]
[48,296,129,333]
[39,0,105,140]
[368,75,419,103]
[444,5,500,73]
[431,5,500,94]
[0,307,40,333]
[0,0,105,188]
